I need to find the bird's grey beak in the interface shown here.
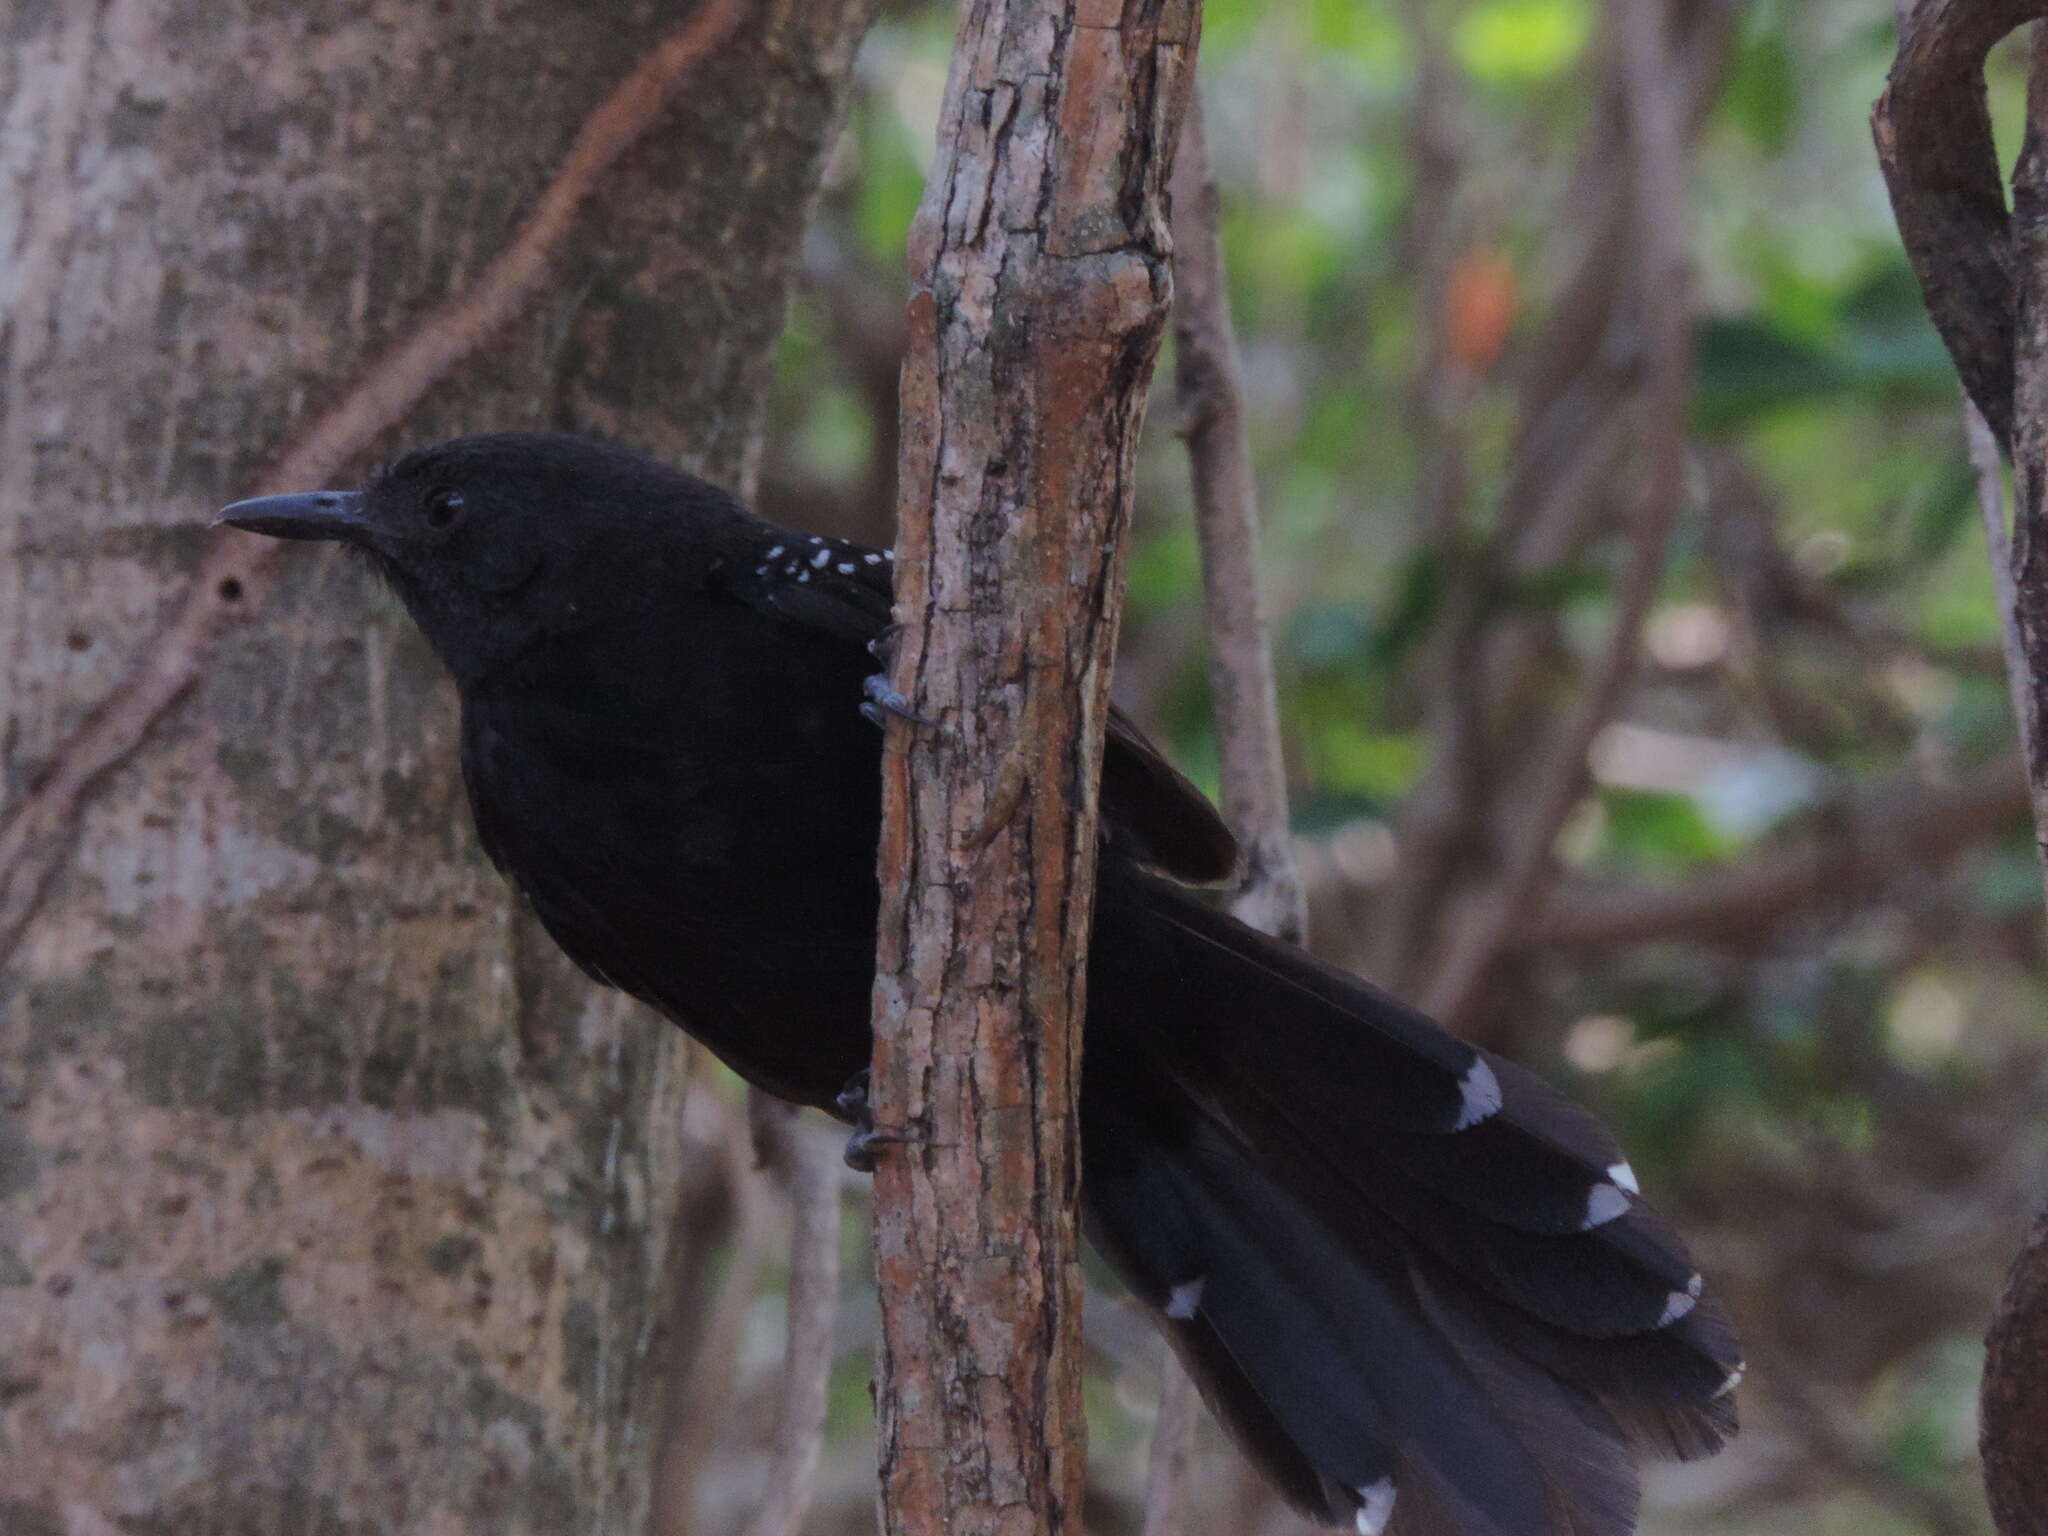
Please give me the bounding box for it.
[216,490,369,542]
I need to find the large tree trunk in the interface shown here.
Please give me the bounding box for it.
[0,2,870,1530]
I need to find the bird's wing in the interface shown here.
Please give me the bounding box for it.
[713,528,1241,886]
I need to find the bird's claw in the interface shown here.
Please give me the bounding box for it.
[862,672,934,728]
[836,1068,917,1170]
[843,1124,916,1172]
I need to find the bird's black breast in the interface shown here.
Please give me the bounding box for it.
[456,597,882,1106]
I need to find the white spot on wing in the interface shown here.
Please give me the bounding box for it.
[766,545,784,558]
[882,550,895,561]
[797,569,811,582]
[812,548,832,568]
[1354,1477,1396,1535]
[1453,1057,1501,1130]
[1608,1160,1640,1195]
[836,562,856,575]
[1582,1181,1630,1229]
[1165,1278,1204,1320]
[864,552,883,564]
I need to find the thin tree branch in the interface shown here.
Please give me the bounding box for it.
[1425,0,1695,1031]
[0,0,748,970]
[650,1086,775,1536]
[867,3,1200,1533]
[1140,1361,1203,1536]
[738,1097,844,1536]
[1171,89,1307,948]
[1137,84,1306,1534]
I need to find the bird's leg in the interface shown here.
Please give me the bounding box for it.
[835,1067,918,1171]
[861,629,935,729]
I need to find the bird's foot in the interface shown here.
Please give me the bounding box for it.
[860,672,934,729]
[836,1069,917,1171]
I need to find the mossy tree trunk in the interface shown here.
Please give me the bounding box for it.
[0,2,870,1530]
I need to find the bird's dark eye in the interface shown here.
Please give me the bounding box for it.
[424,488,466,531]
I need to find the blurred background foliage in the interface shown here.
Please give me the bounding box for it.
[666,3,2048,1532]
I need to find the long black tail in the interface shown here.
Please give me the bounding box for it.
[1082,868,1739,1535]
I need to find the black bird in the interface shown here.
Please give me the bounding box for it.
[222,433,1739,1536]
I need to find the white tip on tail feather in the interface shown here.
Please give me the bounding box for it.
[1353,1477,1397,1535]
[1582,1180,1631,1229]
[1713,1362,1746,1399]
[1165,1278,1205,1321]
[1454,1057,1501,1129]
[1658,1272,1704,1327]
[1608,1160,1640,1195]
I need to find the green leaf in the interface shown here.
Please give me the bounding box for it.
[1720,24,1797,153]
[1310,721,1425,801]
[1454,0,1591,83]
[1692,318,1850,432]
[1598,788,1736,870]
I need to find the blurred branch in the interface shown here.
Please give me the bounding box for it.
[651,1083,775,1536]
[1426,0,1696,1031]
[739,1096,843,1536]
[1376,0,1490,988]
[0,0,748,972]
[1140,1362,1202,1536]
[1524,753,2027,947]
[1377,0,1738,1000]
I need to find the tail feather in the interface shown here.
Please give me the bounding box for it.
[1355,1174,1703,1339]
[1084,867,1741,1532]
[1369,1052,1644,1236]
[1090,1106,1566,1534]
[1150,896,1501,1135]
[1145,885,1640,1237]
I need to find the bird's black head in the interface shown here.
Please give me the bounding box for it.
[220,433,746,684]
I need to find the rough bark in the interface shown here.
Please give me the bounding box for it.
[0,2,870,1531]
[1989,25,2048,1536]
[1873,0,2045,456]
[1877,9,2048,1533]
[866,2,1199,1533]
